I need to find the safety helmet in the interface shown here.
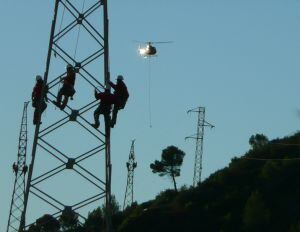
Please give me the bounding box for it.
[66,64,73,70]
[117,75,124,81]
[36,75,42,81]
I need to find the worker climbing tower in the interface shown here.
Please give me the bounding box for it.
[19,0,112,231]
[186,107,214,187]
[123,140,137,210]
[6,102,29,232]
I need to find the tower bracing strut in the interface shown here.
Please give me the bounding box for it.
[123,140,137,210]
[186,107,214,187]
[6,102,29,232]
[19,0,112,231]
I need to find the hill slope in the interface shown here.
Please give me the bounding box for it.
[118,132,300,232]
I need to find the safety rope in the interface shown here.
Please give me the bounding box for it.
[54,0,86,108]
[73,27,81,62]
[73,0,86,62]
[54,0,67,103]
[54,0,67,58]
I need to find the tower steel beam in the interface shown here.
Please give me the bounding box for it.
[19,0,112,231]
[6,102,29,232]
[186,107,214,187]
[123,140,137,210]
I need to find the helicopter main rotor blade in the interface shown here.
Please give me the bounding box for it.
[151,41,174,44]
[133,40,174,44]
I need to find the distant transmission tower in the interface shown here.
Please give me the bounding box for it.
[123,140,137,210]
[186,107,214,186]
[6,102,29,232]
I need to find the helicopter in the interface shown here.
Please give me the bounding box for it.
[137,41,173,58]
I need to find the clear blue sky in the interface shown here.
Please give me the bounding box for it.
[1,0,300,230]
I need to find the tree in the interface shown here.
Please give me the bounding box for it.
[84,195,120,232]
[249,134,269,149]
[34,214,60,232]
[243,190,270,231]
[101,194,120,216]
[289,222,300,232]
[59,208,81,232]
[150,146,185,192]
[84,208,104,232]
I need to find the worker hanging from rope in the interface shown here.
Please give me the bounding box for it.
[32,75,48,125]
[108,75,129,128]
[53,64,76,110]
[91,86,115,129]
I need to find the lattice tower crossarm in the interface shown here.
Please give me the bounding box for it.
[123,140,137,210]
[6,102,29,232]
[19,0,112,231]
[186,107,214,187]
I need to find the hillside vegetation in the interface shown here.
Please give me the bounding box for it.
[28,132,300,232]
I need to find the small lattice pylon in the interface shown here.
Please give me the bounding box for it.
[6,102,29,232]
[123,140,137,210]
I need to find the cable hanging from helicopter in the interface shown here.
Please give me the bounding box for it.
[136,40,173,127]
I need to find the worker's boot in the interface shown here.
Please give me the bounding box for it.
[52,100,61,108]
[91,122,100,129]
[60,104,66,110]
[92,113,100,129]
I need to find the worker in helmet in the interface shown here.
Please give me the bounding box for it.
[108,75,129,128]
[32,75,48,125]
[91,86,115,129]
[53,64,76,110]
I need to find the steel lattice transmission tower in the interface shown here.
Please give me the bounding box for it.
[6,102,29,232]
[123,140,137,210]
[19,0,112,231]
[186,107,214,186]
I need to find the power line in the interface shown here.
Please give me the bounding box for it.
[270,143,300,146]
[243,156,300,161]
